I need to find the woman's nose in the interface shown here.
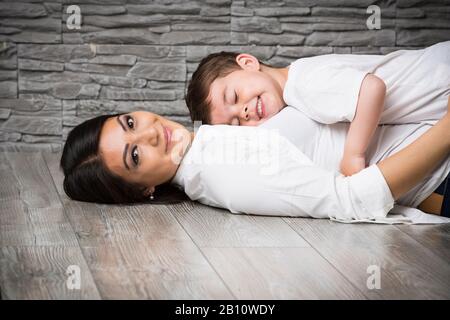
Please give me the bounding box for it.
[137,126,158,146]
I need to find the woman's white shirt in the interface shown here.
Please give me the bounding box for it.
[171,124,395,223]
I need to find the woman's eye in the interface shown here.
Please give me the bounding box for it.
[131,146,139,165]
[126,115,134,129]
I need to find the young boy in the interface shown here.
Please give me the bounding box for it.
[185,41,450,177]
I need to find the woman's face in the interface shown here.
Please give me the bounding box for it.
[99,111,191,194]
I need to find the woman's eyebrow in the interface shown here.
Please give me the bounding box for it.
[116,115,126,132]
[116,116,130,171]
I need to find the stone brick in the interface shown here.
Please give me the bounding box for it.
[0,97,61,117]
[71,55,138,66]
[96,45,185,59]
[231,3,254,17]
[312,7,396,18]
[396,0,450,8]
[0,108,11,120]
[126,4,201,15]
[0,3,48,18]
[230,31,248,44]
[276,46,333,58]
[200,7,230,16]
[232,17,282,34]
[266,56,295,67]
[280,16,367,24]
[160,31,230,45]
[247,33,306,46]
[186,46,276,61]
[0,142,60,152]
[0,31,61,44]
[254,7,310,17]
[351,46,382,54]
[396,19,450,29]
[422,6,450,19]
[20,71,92,84]
[0,71,16,81]
[19,59,64,71]
[171,23,230,31]
[397,29,450,46]
[333,47,352,54]
[170,15,230,23]
[0,131,21,142]
[1,115,61,135]
[396,8,425,18]
[81,14,170,29]
[64,63,131,76]
[127,62,186,81]
[18,44,95,62]
[280,23,313,34]
[0,81,17,98]
[64,29,162,44]
[146,81,185,90]
[1,17,61,33]
[205,0,232,5]
[99,87,177,100]
[63,5,127,16]
[22,134,61,143]
[305,30,396,46]
[89,74,147,88]
[0,42,17,70]
[19,80,101,100]
[2,0,450,150]
[65,99,189,117]
[53,83,101,100]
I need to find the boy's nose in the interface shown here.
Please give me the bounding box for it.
[240,105,250,121]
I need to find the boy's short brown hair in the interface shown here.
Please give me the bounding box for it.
[185,51,240,124]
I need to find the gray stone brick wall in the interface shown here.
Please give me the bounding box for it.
[0,0,449,152]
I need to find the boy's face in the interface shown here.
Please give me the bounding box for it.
[207,54,286,126]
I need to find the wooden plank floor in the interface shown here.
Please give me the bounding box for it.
[0,151,449,299]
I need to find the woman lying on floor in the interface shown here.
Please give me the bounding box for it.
[59,101,450,224]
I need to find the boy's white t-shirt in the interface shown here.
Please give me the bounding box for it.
[283,41,450,125]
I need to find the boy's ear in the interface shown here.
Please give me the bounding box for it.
[235,53,260,71]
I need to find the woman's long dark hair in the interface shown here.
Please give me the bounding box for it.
[60,113,187,204]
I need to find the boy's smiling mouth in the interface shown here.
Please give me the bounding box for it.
[256,96,265,120]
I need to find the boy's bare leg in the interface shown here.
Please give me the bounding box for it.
[418,193,444,215]
[377,98,450,200]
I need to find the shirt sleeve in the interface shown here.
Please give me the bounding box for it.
[197,133,394,222]
[284,60,368,124]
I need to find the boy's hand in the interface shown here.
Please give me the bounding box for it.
[340,153,366,176]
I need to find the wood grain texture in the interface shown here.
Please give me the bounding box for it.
[284,218,450,299]
[0,151,101,299]
[202,247,366,299]
[171,201,310,248]
[0,152,78,246]
[0,151,447,300]
[395,224,450,262]
[0,246,99,299]
[44,152,234,299]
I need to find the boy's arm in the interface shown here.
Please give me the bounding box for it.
[340,74,386,176]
